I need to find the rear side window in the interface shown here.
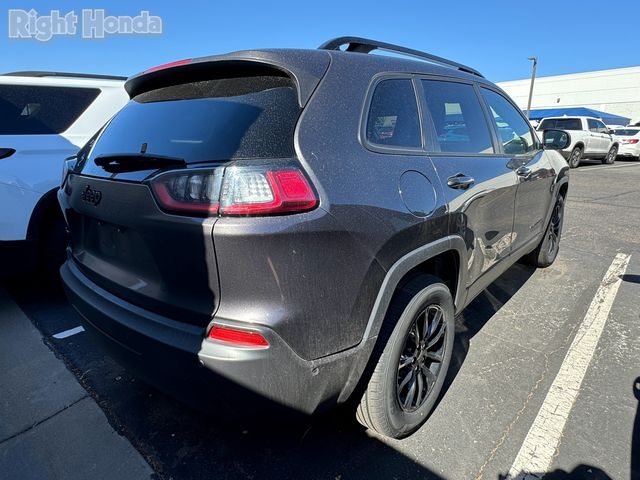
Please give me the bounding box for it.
[366,78,421,149]
[421,80,494,154]
[539,118,582,131]
[86,75,300,165]
[481,88,537,155]
[0,85,99,135]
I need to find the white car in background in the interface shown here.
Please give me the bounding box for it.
[613,126,640,160]
[536,116,619,168]
[0,71,128,276]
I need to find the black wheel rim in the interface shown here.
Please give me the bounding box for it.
[547,198,564,256]
[396,305,447,412]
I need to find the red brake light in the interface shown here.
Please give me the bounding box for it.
[144,58,192,73]
[623,138,639,144]
[220,168,317,216]
[149,164,317,217]
[208,325,269,348]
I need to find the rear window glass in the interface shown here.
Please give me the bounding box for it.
[0,85,99,135]
[538,118,582,131]
[366,78,422,149]
[614,129,640,136]
[85,75,299,167]
[421,80,494,154]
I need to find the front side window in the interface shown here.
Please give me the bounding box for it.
[481,88,537,155]
[595,120,608,133]
[0,85,100,135]
[421,80,494,154]
[588,119,600,133]
[366,78,422,149]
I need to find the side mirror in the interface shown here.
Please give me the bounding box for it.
[607,128,615,135]
[542,129,571,150]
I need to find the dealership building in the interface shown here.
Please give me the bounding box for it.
[497,66,640,125]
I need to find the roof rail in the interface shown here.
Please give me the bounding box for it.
[2,71,126,81]
[318,36,484,78]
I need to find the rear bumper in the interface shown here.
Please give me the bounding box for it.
[60,259,373,415]
[617,145,640,157]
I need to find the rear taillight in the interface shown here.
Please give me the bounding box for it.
[150,169,222,215]
[149,162,317,217]
[220,167,317,215]
[207,325,269,348]
[622,139,639,144]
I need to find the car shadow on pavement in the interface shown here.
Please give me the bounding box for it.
[633,376,640,480]
[620,274,640,284]
[439,262,536,407]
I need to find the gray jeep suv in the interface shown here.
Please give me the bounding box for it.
[59,37,570,438]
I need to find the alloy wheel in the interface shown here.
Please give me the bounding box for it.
[547,197,564,256]
[396,304,447,412]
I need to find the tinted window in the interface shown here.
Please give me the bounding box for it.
[588,119,600,133]
[595,120,608,133]
[614,129,640,136]
[481,88,536,155]
[0,85,99,135]
[539,118,583,131]
[421,80,494,154]
[366,79,421,148]
[85,75,300,168]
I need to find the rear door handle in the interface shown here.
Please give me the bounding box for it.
[0,148,16,160]
[447,173,475,190]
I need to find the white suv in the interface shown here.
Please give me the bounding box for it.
[537,116,619,168]
[0,71,128,276]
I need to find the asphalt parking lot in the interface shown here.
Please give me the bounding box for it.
[2,160,640,480]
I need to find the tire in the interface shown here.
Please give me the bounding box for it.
[523,194,565,268]
[603,145,617,164]
[567,146,582,168]
[355,275,454,439]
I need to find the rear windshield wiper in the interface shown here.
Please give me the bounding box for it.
[94,154,186,173]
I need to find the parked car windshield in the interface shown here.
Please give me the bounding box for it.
[538,118,582,130]
[613,128,640,136]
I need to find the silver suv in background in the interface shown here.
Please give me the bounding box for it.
[537,116,619,168]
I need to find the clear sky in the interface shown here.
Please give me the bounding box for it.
[2,0,638,82]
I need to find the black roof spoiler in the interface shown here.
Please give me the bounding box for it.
[125,51,331,107]
[319,36,484,78]
[2,71,126,81]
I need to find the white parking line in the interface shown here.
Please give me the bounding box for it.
[52,326,85,339]
[506,252,631,480]
[575,163,640,172]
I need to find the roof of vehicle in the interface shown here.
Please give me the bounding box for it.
[0,71,126,88]
[540,116,604,121]
[125,37,496,102]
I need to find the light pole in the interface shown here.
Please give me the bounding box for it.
[526,56,538,120]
